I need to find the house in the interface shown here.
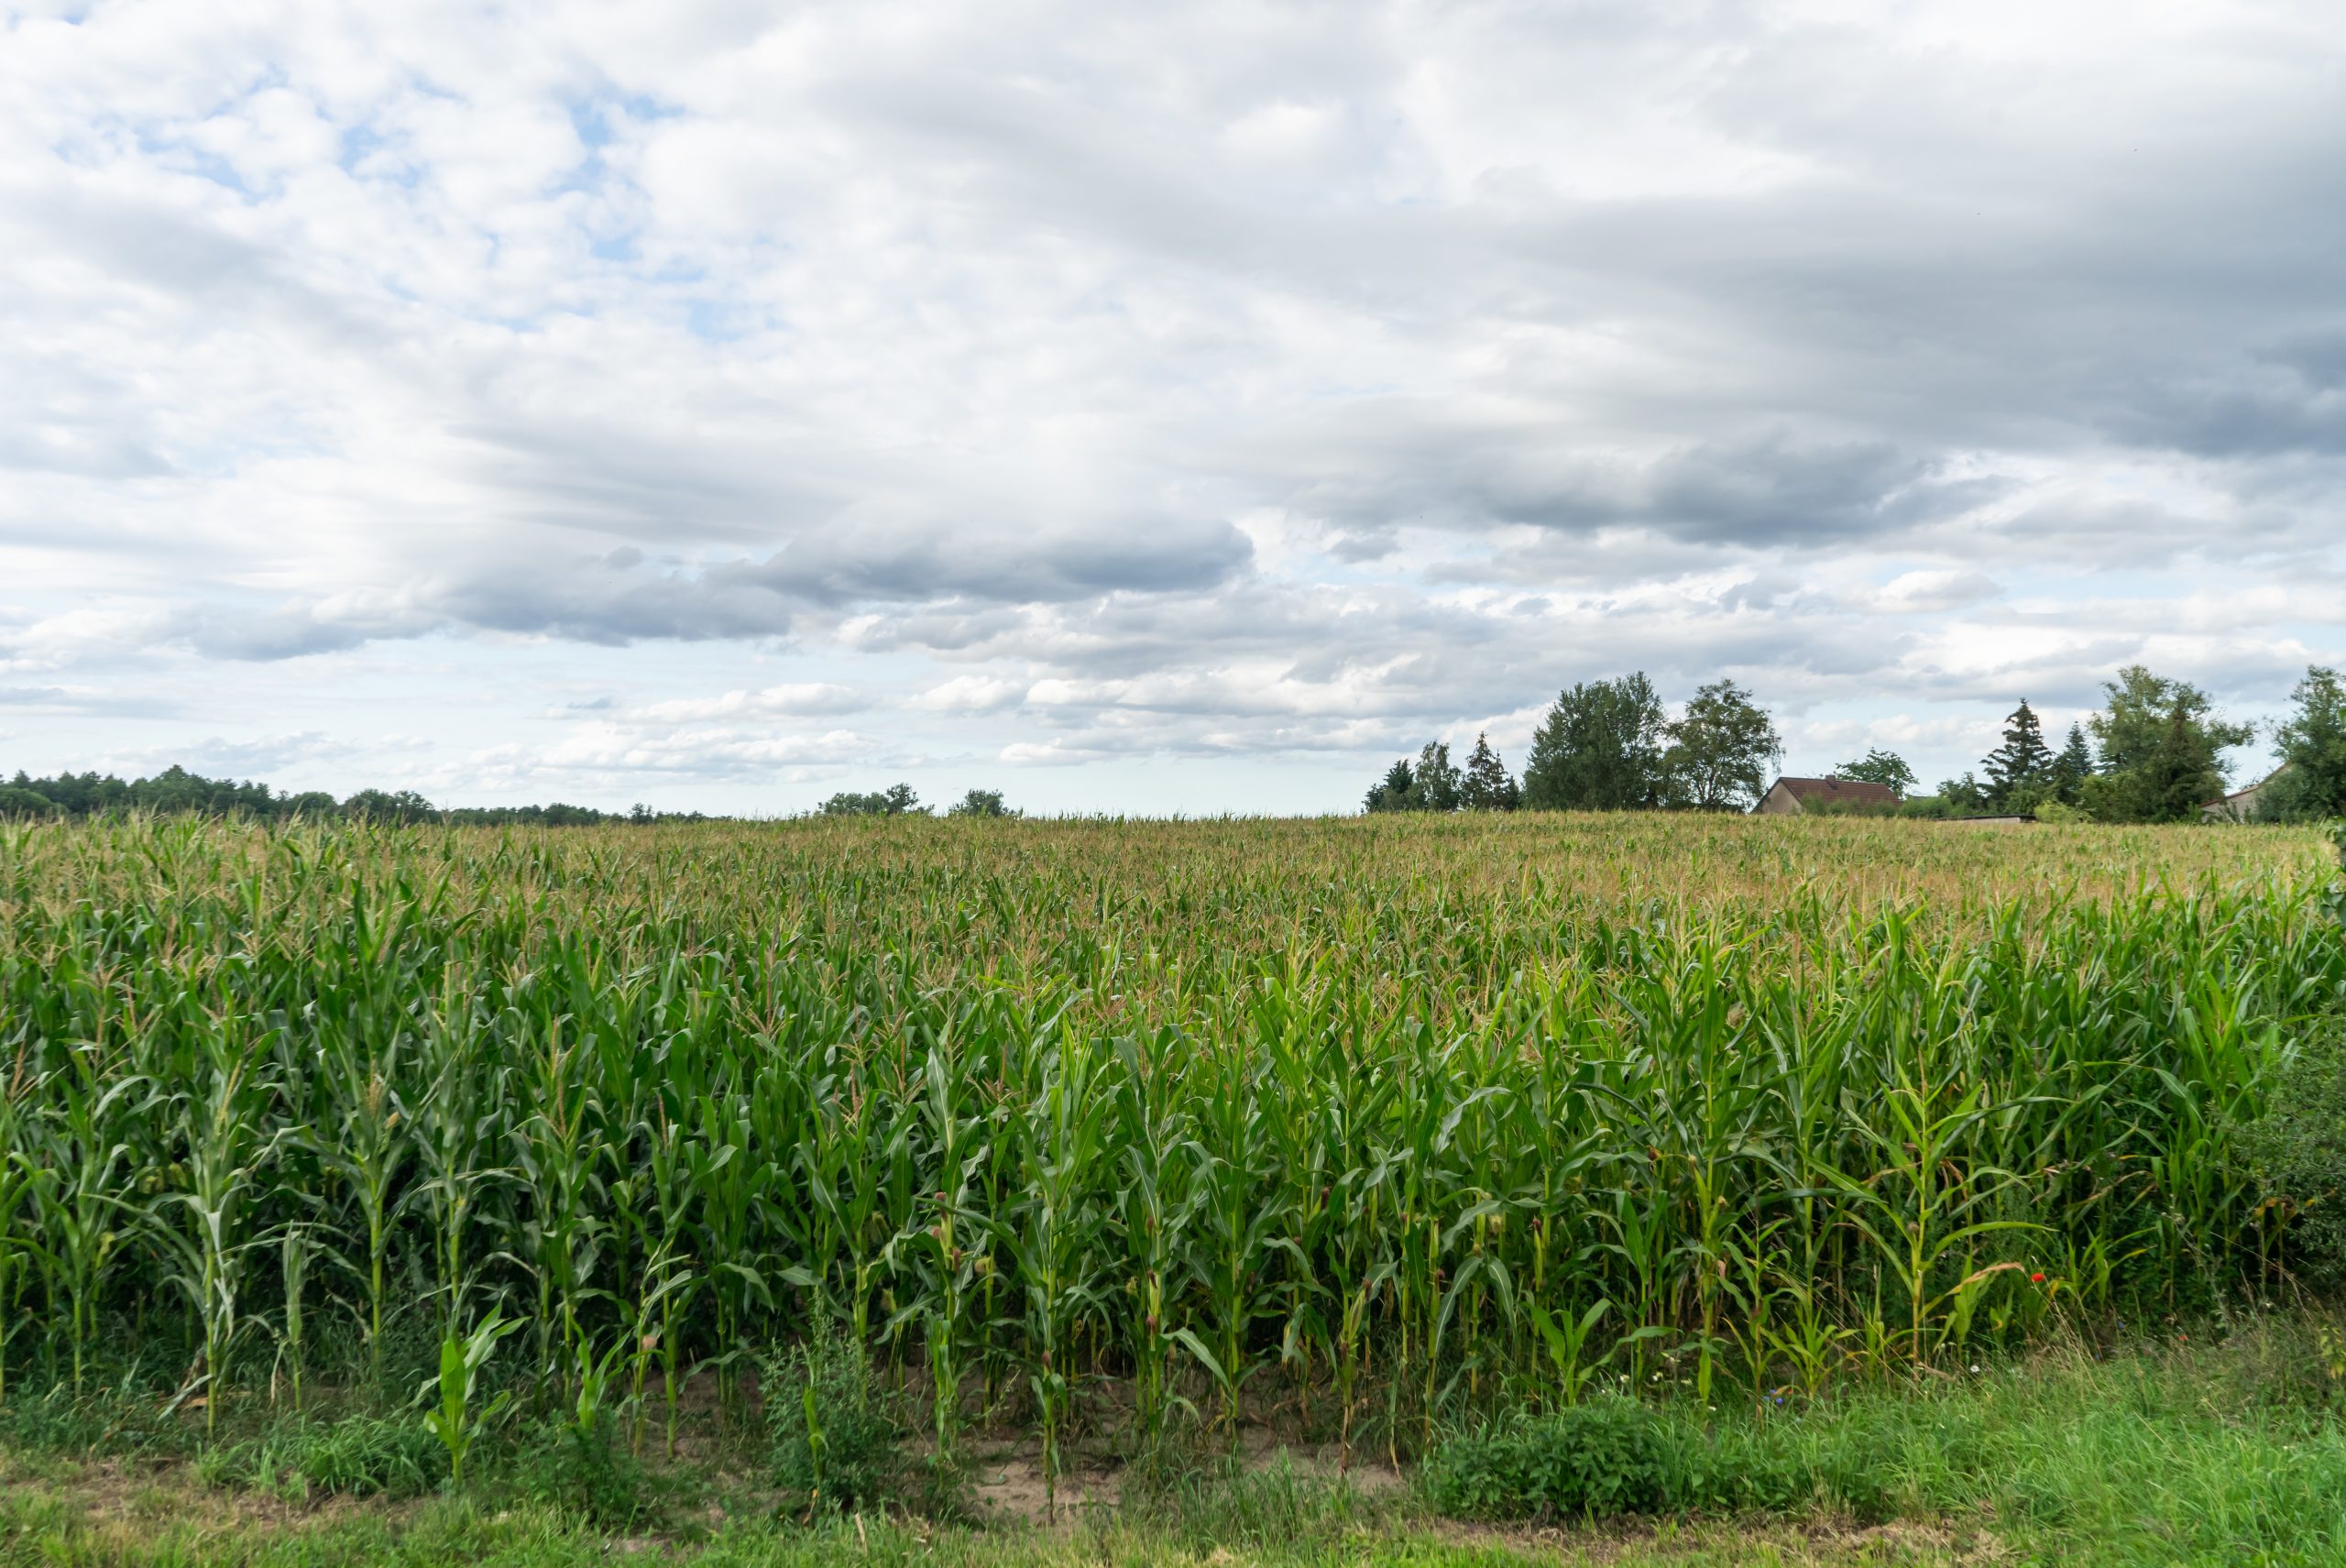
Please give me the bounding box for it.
[1752,775,1902,816]
[2203,764,2290,823]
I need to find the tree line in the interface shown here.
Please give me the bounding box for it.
[0,764,1026,825]
[1364,663,2346,824]
[819,785,1016,817]
[1366,676,1784,814]
[0,765,704,826]
[1929,664,2346,824]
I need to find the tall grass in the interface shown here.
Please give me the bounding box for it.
[0,812,2338,1458]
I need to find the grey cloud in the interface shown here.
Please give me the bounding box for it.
[0,684,181,718]
[164,516,1253,659]
[5,1,2346,801]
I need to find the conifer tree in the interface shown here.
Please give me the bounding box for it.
[1461,732,1520,811]
[2049,722,2094,806]
[1981,700,2055,808]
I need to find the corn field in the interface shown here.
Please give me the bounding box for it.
[0,813,2340,1474]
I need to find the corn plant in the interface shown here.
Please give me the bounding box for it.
[419,1309,520,1488]
[0,810,2334,1461]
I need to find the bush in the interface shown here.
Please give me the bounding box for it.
[763,1328,901,1517]
[1423,1398,1669,1520]
[504,1419,663,1530]
[2235,1026,2346,1289]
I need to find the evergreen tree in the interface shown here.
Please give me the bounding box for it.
[2049,723,2094,806]
[1980,700,2055,808]
[1364,758,1415,814]
[1461,732,1520,811]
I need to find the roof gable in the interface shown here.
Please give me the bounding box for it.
[1770,776,1901,806]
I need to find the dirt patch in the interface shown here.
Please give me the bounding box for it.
[0,1451,423,1541]
[1431,1513,2009,1566]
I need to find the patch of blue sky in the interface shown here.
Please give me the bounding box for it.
[685,299,749,344]
[336,124,423,188]
[567,92,677,149]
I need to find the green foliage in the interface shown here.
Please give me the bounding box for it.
[0,784,60,818]
[1425,1321,2346,1563]
[0,764,714,827]
[504,1420,663,1530]
[1124,1453,1386,1551]
[1523,673,1670,810]
[2233,1026,2346,1289]
[764,1328,902,1517]
[819,784,926,817]
[2051,723,2095,806]
[1460,732,1519,811]
[338,788,439,825]
[203,1414,444,1500]
[1363,757,1415,813]
[1933,773,1987,815]
[1833,748,1917,795]
[1365,741,1463,813]
[1981,700,2055,810]
[0,811,2340,1498]
[0,1376,193,1462]
[1661,679,1780,812]
[418,1312,521,1487]
[2082,665,2253,823]
[1423,1398,1670,1519]
[2258,666,2346,823]
[945,788,1016,817]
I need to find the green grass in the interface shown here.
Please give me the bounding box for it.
[4,1323,2344,1565]
[1426,1321,2346,1564]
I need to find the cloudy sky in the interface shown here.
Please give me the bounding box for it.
[3,0,2340,814]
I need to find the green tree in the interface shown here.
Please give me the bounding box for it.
[1364,758,1415,814]
[2256,666,2346,822]
[1833,748,1917,795]
[1661,680,1780,812]
[2080,666,2253,823]
[1981,700,2055,812]
[1460,732,1519,811]
[947,788,1017,818]
[1363,742,1464,813]
[1409,741,1463,812]
[1521,673,1669,810]
[1934,773,1988,816]
[821,784,926,817]
[340,788,436,824]
[0,785,60,818]
[2048,723,2094,806]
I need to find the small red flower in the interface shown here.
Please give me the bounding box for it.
[2030,1272,2046,1283]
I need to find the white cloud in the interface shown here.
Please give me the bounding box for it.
[1,0,2341,808]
